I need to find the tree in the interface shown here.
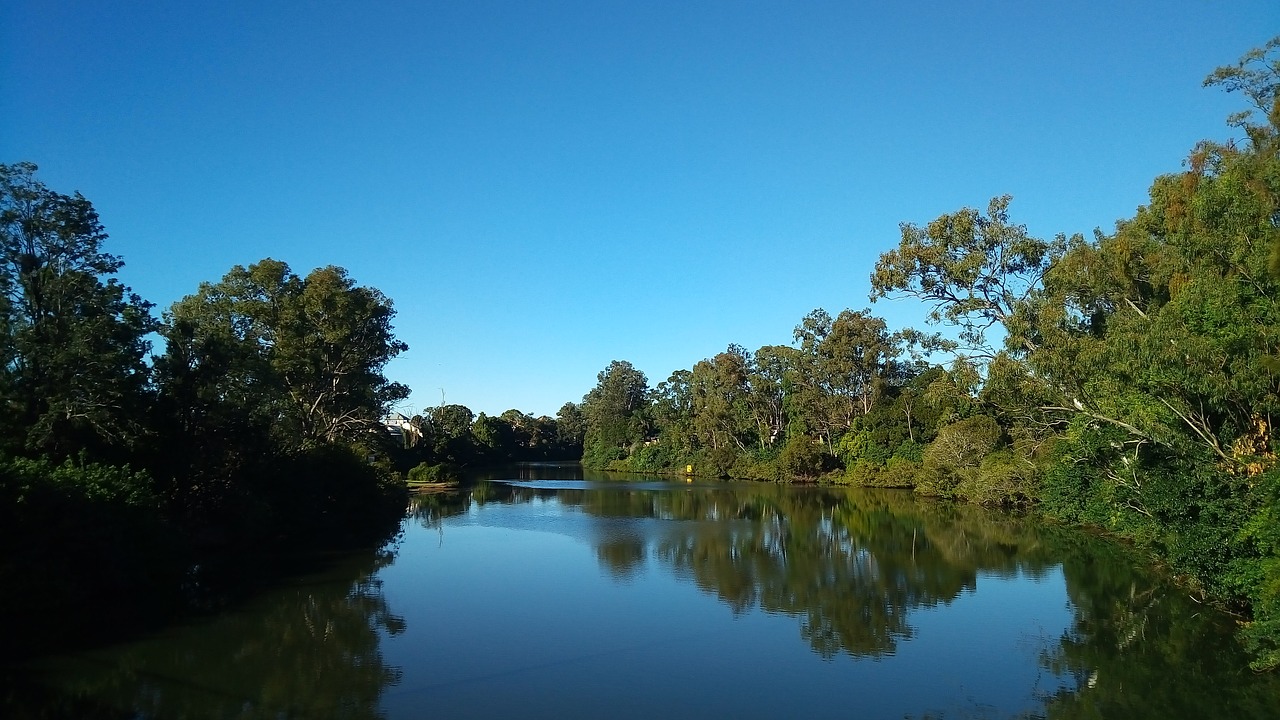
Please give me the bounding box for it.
[161,258,408,450]
[870,195,1071,357]
[409,403,478,463]
[555,402,586,455]
[792,308,905,450]
[0,162,157,458]
[472,412,515,458]
[746,345,796,450]
[689,345,754,452]
[1017,37,1280,669]
[580,360,650,466]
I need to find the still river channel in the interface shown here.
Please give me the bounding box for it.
[14,463,1280,718]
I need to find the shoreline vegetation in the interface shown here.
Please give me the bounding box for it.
[3,40,1279,672]
[569,41,1280,670]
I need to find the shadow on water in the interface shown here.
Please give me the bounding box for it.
[4,544,405,720]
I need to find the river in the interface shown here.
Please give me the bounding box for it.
[9,462,1279,718]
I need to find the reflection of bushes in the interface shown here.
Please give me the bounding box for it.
[1,443,407,658]
[18,548,405,720]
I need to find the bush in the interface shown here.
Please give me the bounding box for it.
[918,415,1004,499]
[628,442,682,473]
[924,415,1002,470]
[955,450,1039,505]
[407,461,457,485]
[779,434,825,480]
[731,451,783,482]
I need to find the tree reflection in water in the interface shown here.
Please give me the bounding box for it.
[19,547,405,720]
[18,475,1280,719]
[1035,528,1280,719]
[453,478,1280,718]
[465,481,1057,659]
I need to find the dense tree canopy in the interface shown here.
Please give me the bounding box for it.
[0,162,157,459]
[161,259,409,450]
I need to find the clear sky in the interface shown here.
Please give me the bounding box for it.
[3,1,1276,418]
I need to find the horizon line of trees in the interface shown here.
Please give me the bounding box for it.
[574,38,1280,671]
[391,403,584,473]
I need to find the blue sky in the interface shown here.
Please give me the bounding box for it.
[3,1,1276,417]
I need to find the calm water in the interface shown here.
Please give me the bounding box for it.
[10,463,1280,719]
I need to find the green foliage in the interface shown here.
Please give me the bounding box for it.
[892,439,924,463]
[406,461,457,485]
[160,259,408,451]
[0,456,179,653]
[730,448,784,482]
[870,194,1069,357]
[0,168,414,659]
[580,360,650,467]
[627,440,684,473]
[1235,467,1280,670]
[924,415,1002,470]
[0,162,158,459]
[778,433,827,480]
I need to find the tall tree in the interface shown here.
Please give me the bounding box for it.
[0,162,157,457]
[161,258,408,450]
[555,401,586,455]
[746,345,796,450]
[792,308,904,450]
[690,345,754,452]
[870,195,1071,358]
[580,360,650,466]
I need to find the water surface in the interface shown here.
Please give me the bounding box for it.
[12,464,1280,718]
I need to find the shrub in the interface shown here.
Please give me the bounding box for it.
[407,461,458,485]
[779,434,825,480]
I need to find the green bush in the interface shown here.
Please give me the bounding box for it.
[779,434,825,480]
[955,450,1039,505]
[407,461,457,484]
[730,451,783,482]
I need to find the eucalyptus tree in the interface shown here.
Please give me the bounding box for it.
[746,344,797,450]
[651,369,695,453]
[870,195,1072,359]
[689,345,754,452]
[792,308,904,452]
[580,360,650,466]
[161,258,408,451]
[0,162,157,458]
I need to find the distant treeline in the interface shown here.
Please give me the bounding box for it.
[574,39,1280,671]
[390,404,584,474]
